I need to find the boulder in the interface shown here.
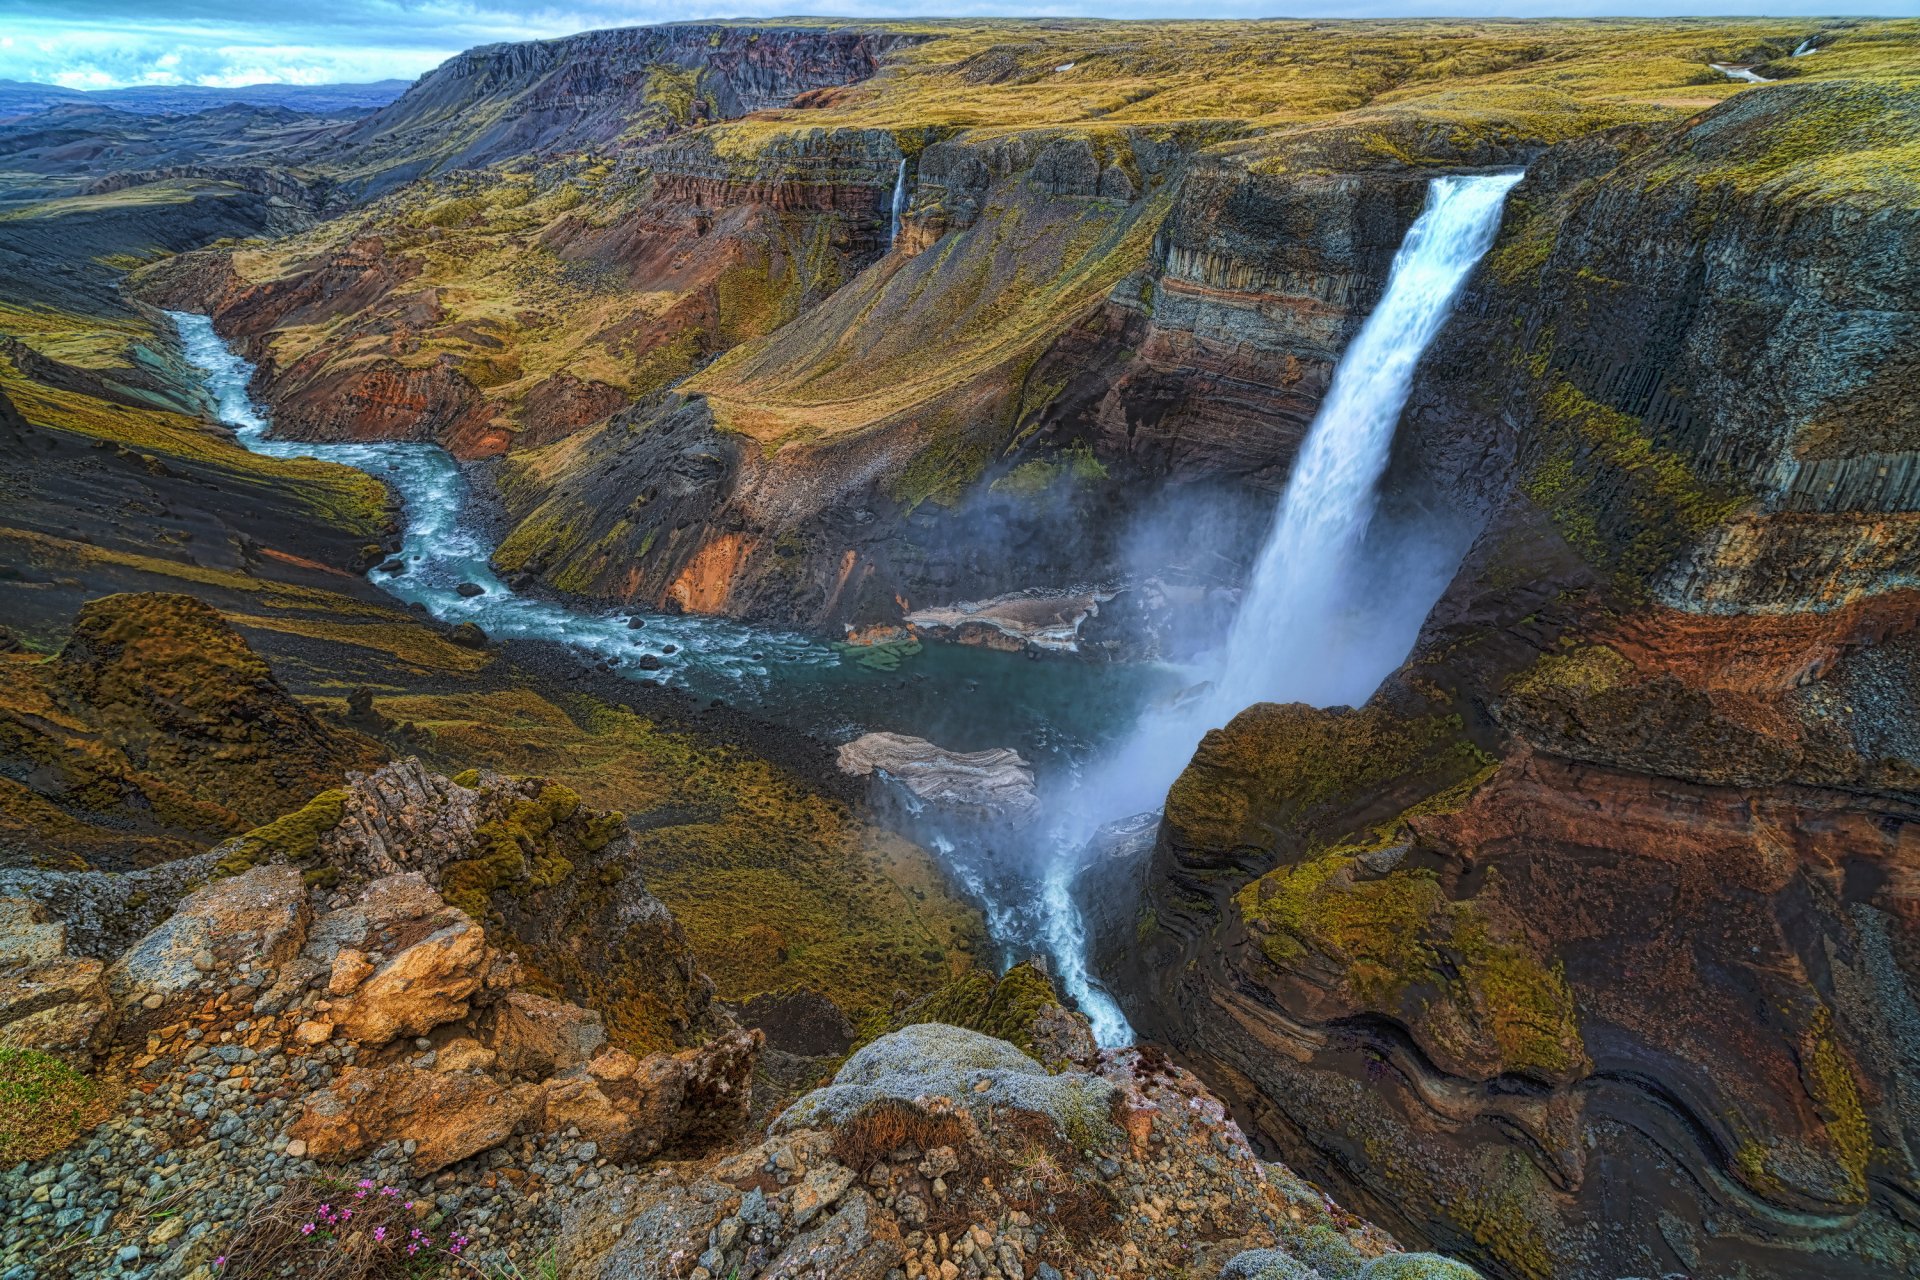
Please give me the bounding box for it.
[485,990,607,1079]
[1220,1251,1321,1280]
[542,1028,759,1162]
[335,901,487,1046]
[776,1023,1116,1148]
[107,866,308,1009]
[1360,1257,1483,1280]
[0,899,65,966]
[0,902,114,1065]
[288,1065,542,1175]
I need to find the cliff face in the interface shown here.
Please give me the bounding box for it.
[1110,77,1920,1280]
[484,102,1593,630]
[327,24,922,193]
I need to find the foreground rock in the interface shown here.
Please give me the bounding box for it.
[224,756,720,1050]
[0,898,114,1066]
[1,856,758,1276]
[836,732,1040,825]
[560,1022,1475,1280]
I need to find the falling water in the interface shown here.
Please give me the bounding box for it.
[1048,172,1525,1045]
[1208,171,1524,714]
[887,159,908,250]
[1793,39,1819,57]
[1712,63,1770,84]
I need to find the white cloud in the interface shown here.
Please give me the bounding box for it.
[1,2,1909,90]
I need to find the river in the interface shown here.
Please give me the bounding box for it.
[168,309,1177,1037]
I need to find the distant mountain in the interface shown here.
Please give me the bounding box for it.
[0,79,410,118]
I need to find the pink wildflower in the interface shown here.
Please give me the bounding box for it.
[374,1226,387,1242]
[300,1223,315,1236]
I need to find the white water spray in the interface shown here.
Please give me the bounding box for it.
[1793,38,1819,57]
[887,159,908,250]
[1209,171,1523,714]
[1712,63,1770,84]
[1048,172,1524,1046]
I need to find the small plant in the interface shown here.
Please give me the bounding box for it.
[0,1047,104,1161]
[215,1177,480,1279]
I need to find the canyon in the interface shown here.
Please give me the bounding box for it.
[2,15,1918,1280]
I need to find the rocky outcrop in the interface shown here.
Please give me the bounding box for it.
[0,593,381,870]
[327,25,923,193]
[0,899,114,1066]
[224,756,721,1051]
[903,588,1114,654]
[558,1021,1464,1280]
[836,732,1040,825]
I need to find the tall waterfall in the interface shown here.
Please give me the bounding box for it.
[887,159,907,250]
[1208,171,1523,714]
[1057,171,1524,1046]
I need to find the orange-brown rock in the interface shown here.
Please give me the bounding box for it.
[540,1028,760,1162]
[334,900,487,1047]
[483,991,607,1080]
[290,1065,544,1175]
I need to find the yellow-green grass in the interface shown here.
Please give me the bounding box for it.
[0,299,156,372]
[0,1048,110,1162]
[374,686,985,1021]
[702,18,1913,151]
[1,357,390,540]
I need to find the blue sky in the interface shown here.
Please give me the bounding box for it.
[1,2,1901,90]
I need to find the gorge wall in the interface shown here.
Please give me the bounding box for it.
[1103,74,1920,1280]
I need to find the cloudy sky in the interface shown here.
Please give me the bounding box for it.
[2,1,1899,90]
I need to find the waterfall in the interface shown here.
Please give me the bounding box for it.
[1793,39,1818,57]
[887,159,907,250]
[1058,172,1524,1046]
[1208,171,1523,714]
[1712,63,1770,84]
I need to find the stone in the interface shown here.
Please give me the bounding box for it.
[288,1065,542,1175]
[436,1037,498,1073]
[777,1024,1117,1148]
[292,1020,333,1047]
[484,991,607,1079]
[455,582,486,597]
[1360,1256,1483,1280]
[108,867,308,1010]
[835,733,1039,825]
[541,1029,759,1162]
[335,899,487,1047]
[448,622,488,649]
[787,1162,857,1228]
[1219,1249,1320,1280]
[0,899,65,965]
[327,948,375,995]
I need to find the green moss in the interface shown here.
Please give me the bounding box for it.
[441,781,617,919]
[858,961,1067,1062]
[1522,378,1748,590]
[1802,1007,1872,1202]
[1235,773,1585,1081]
[0,1048,102,1162]
[212,788,348,878]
